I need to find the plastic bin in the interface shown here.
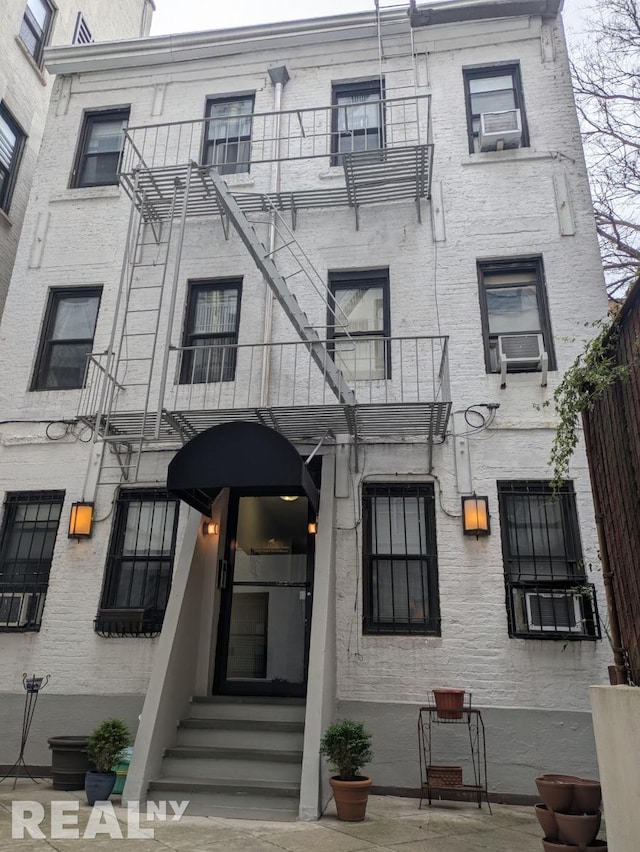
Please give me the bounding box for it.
[112,747,133,795]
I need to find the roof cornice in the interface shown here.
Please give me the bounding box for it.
[409,0,562,27]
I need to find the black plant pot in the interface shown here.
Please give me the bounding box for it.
[48,736,94,791]
[85,770,117,805]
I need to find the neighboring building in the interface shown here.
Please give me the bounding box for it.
[0,0,610,819]
[0,0,154,317]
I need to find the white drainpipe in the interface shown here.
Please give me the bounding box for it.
[260,66,290,407]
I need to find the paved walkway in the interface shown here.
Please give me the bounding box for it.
[0,779,550,850]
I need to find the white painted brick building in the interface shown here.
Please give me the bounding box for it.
[0,0,609,818]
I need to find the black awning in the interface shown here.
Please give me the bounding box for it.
[167,421,319,514]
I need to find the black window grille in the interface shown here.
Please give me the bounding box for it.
[20,0,55,66]
[463,64,528,154]
[96,489,179,638]
[203,95,254,175]
[0,102,26,214]
[180,280,241,384]
[32,288,101,390]
[363,483,440,635]
[72,108,130,188]
[331,80,384,165]
[0,491,64,631]
[497,481,600,640]
[73,13,93,44]
[328,268,390,381]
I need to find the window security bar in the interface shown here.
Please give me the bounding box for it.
[506,582,600,640]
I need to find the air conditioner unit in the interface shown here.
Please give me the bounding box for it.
[525,591,583,633]
[498,333,548,388]
[0,592,32,627]
[479,109,522,152]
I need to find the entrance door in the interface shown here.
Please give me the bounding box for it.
[214,494,313,697]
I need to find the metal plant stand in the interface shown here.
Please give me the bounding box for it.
[0,674,50,789]
[418,704,491,812]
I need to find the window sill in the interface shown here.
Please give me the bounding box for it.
[49,186,123,203]
[0,207,13,228]
[318,167,345,180]
[14,37,48,86]
[461,149,555,167]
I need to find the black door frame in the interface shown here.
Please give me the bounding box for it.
[213,489,315,698]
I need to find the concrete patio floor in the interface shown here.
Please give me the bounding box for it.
[0,779,552,850]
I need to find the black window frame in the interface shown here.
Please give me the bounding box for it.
[477,256,555,374]
[0,103,26,214]
[180,279,242,385]
[463,64,529,154]
[362,483,440,636]
[497,481,600,640]
[328,268,391,381]
[72,12,93,44]
[202,95,255,176]
[331,79,384,166]
[19,0,56,67]
[72,107,130,189]
[32,287,101,391]
[0,490,64,632]
[96,488,180,638]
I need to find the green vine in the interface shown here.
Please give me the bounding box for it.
[549,319,630,490]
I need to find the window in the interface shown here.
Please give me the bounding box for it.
[203,96,254,175]
[363,484,440,635]
[180,280,241,384]
[463,65,528,154]
[0,491,64,631]
[73,13,93,44]
[96,489,179,637]
[478,257,555,374]
[329,269,390,381]
[0,104,26,214]
[498,481,600,640]
[72,108,130,188]
[32,289,101,390]
[331,80,383,164]
[20,0,55,66]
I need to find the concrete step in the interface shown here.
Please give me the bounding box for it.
[177,720,304,750]
[161,748,302,782]
[147,777,299,820]
[188,697,305,724]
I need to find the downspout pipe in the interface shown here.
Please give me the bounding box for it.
[260,65,290,407]
[582,411,628,685]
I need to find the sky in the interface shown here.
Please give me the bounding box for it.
[150,0,594,45]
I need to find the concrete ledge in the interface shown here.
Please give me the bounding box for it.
[370,785,537,806]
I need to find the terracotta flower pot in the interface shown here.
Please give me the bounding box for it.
[535,777,574,813]
[556,811,601,847]
[330,776,372,821]
[535,803,558,840]
[432,688,466,720]
[572,779,602,813]
[542,842,607,852]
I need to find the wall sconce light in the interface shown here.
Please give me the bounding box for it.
[203,521,219,536]
[68,502,94,539]
[461,494,490,538]
[280,495,299,502]
[308,521,318,535]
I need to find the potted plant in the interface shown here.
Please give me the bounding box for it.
[84,718,131,805]
[320,719,373,821]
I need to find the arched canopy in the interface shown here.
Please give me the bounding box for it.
[167,421,319,514]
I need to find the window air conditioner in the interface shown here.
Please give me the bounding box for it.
[0,592,32,627]
[498,333,548,388]
[525,591,583,633]
[479,109,522,152]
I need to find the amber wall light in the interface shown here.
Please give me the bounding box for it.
[203,521,219,536]
[461,495,490,538]
[68,502,95,539]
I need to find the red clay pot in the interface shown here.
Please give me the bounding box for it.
[535,777,574,813]
[330,776,372,821]
[571,779,602,813]
[542,842,607,852]
[432,688,466,720]
[535,804,558,840]
[556,812,601,847]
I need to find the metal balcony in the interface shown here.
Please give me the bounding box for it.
[119,95,433,225]
[78,335,451,449]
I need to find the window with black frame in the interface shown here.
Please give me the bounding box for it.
[72,108,130,188]
[32,289,101,390]
[331,80,383,165]
[498,481,600,640]
[203,96,254,175]
[463,65,528,153]
[96,489,179,637]
[478,257,555,375]
[19,0,55,66]
[180,280,241,384]
[363,483,440,635]
[329,269,390,381]
[0,103,25,214]
[0,491,64,631]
